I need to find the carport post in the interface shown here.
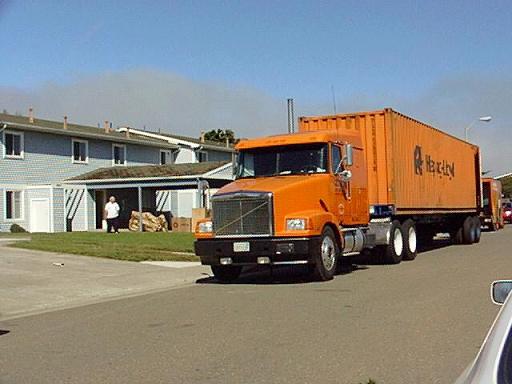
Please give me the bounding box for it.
[138,186,143,232]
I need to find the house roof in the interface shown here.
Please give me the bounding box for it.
[0,112,236,152]
[496,172,512,180]
[158,132,235,151]
[118,127,235,152]
[0,112,179,149]
[66,161,231,182]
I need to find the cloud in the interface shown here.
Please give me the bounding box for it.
[0,69,510,175]
[0,69,287,138]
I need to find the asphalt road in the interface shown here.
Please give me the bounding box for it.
[1,228,511,384]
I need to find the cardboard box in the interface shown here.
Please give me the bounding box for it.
[171,217,192,232]
[192,208,209,219]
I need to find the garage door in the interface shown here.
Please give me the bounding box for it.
[30,198,50,233]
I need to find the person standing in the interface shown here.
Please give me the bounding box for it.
[104,196,120,233]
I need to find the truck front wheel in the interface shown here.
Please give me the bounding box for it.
[211,265,242,283]
[311,227,339,281]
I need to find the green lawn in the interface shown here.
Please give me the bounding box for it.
[11,232,198,262]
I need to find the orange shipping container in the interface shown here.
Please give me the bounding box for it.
[299,108,481,214]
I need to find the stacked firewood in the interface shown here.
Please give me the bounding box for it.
[128,211,169,232]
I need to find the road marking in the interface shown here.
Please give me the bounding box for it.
[140,261,202,269]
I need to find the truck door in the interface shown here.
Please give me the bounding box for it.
[331,143,369,226]
[330,144,348,224]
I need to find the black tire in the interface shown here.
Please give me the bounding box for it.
[311,227,339,281]
[211,265,242,283]
[473,216,482,243]
[381,220,404,264]
[402,219,417,261]
[463,216,476,244]
[451,226,464,244]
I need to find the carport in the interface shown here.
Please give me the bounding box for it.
[62,161,232,231]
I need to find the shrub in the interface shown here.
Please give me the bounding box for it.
[10,223,27,233]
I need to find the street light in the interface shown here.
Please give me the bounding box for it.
[465,116,492,141]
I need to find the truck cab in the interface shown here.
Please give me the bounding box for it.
[194,130,369,282]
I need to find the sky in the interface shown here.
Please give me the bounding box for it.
[0,0,511,175]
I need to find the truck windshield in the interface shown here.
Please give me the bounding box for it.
[236,144,328,179]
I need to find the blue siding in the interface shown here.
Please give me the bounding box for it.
[0,130,163,232]
[0,127,232,233]
[86,189,95,230]
[0,130,161,185]
[53,187,65,232]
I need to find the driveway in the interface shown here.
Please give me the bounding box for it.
[0,242,209,320]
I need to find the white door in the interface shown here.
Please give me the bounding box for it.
[178,191,194,217]
[30,198,50,233]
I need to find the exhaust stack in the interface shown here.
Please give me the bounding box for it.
[287,98,295,133]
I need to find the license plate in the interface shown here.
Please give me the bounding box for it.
[233,241,250,252]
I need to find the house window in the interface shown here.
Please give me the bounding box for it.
[160,150,177,165]
[5,190,22,220]
[3,131,24,159]
[72,139,88,164]
[197,151,208,163]
[112,144,126,165]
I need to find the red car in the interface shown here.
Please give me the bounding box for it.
[503,202,512,224]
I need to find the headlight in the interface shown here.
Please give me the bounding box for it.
[506,211,512,216]
[197,220,213,233]
[286,218,306,231]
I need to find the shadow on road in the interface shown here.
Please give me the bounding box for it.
[353,238,453,266]
[196,238,454,285]
[196,263,369,285]
[0,330,10,336]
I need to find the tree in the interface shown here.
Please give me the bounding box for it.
[500,175,512,198]
[203,129,238,145]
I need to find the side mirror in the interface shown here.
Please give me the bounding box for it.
[491,280,512,305]
[340,169,352,182]
[344,144,353,167]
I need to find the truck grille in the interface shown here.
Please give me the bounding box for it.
[212,192,273,237]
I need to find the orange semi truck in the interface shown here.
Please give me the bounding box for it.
[480,178,503,231]
[195,108,482,282]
